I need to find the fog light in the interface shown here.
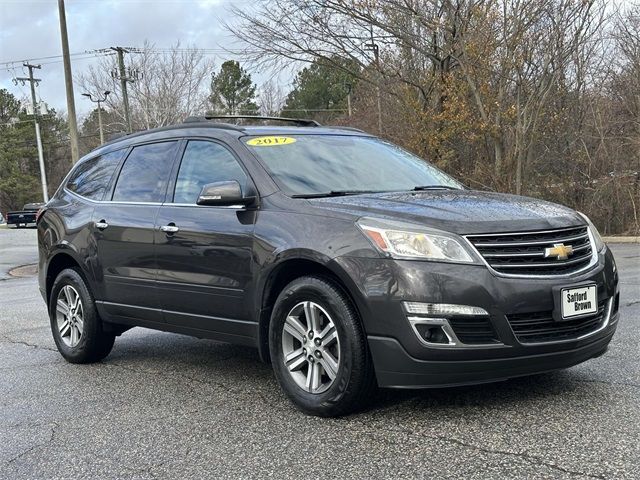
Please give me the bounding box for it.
[417,325,450,344]
[403,302,488,316]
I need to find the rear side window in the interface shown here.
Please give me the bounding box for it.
[66,150,125,200]
[173,140,247,204]
[112,141,178,203]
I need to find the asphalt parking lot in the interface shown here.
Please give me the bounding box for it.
[0,227,638,479]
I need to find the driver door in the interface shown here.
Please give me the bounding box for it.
[154,139,257,341]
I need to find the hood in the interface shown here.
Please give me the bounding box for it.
[308,190,584,234]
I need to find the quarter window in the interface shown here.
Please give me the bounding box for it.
[173,141,247,204]
[66,150,125,200]
[112,141,178,203]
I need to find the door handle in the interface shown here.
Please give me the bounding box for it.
[95,220,109,230]
[160,224,179,234]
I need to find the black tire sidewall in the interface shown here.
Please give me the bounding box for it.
[269,276,369,416]
[49,268,108,363]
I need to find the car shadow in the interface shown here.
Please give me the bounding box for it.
[104,329,590,415]
[367,370,583,414]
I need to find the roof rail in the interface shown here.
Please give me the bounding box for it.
[184,115,321,127]
[107,132,129,141]
[326,126,366,133]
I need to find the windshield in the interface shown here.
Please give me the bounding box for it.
[243,135,462,196]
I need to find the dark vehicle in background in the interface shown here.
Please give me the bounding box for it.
[7,202,44,228]
[37,116,620,417]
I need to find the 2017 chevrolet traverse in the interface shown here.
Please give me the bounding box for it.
[37,115,620,416]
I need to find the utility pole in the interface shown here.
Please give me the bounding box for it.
[346,83,353,117]
[13,64,49,202]
[82,91,111,144]
[110,47,132,133]
[57,0,80,164]
[365,26,383,134]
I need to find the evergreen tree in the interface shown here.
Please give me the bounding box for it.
[283,58,359,120]
[209,60,258,115]
[0,89,70,212]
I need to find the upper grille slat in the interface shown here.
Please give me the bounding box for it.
[471,232,589,248]
[482,242,591,258]
[491,251,593,269]
[467,226,595,276]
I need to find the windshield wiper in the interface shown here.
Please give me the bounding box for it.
[292,190,382,199]
[412,185,461,191]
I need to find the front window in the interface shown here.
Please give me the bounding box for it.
[173,140,247,204]
[244,135,462,196]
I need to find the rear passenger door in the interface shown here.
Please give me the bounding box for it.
[62,149,127,278]
[93,140,179,325]
[154,139,256,340]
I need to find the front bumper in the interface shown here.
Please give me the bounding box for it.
[369,326,615,388]
[335,247,619,388]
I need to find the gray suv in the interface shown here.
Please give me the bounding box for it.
[37,116,620,416]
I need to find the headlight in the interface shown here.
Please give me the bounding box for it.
[578,212,606,252]
[357,218,477,263]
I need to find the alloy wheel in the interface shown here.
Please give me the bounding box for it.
[55,285,84,347]
[281,301,341,393]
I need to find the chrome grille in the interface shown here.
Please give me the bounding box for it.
[466,226,594,276]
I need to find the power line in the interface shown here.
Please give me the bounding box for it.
[1,50,111,68]
[1,47,228,68]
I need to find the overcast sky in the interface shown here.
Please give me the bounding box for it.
[0,0,267,118]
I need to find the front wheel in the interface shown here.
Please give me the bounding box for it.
[49,268,115,363]
[269,276,376,416]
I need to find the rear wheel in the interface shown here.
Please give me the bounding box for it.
[269,276,376,416]
[49,268,115,363]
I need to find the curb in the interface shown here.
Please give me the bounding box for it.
[603,236,640,244]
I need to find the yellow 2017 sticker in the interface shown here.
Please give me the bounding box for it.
[246,136,297,147]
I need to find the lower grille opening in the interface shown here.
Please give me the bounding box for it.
[448,316,500,344]
[507,299,608,343]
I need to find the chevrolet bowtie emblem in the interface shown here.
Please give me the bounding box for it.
[544,243,574,260]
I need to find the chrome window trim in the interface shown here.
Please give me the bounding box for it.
[463,226,599,279]
[65,189,247,210]
[65,188,162,206]
[512,296,614,346]
[165,203,247,210]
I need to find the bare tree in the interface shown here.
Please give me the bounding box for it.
[229,1,607,190]
[78,42,214,131]
[259,80,286,116]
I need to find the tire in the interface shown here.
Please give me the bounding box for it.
[269,275,376,417]
[49,268,115,363]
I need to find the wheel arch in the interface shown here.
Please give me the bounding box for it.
[45,250,90,306]
[256,253,369,363]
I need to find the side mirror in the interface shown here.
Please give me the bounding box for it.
[196,181,254,207]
